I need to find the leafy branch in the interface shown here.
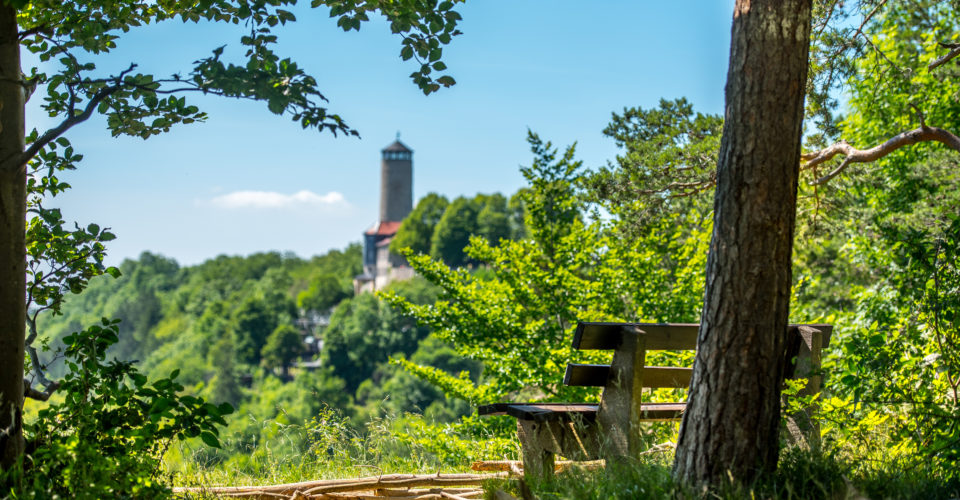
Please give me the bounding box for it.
[10,66,133,173]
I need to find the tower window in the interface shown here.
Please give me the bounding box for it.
[383,151,412,161]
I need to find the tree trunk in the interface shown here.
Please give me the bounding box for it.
[673,0,812,486]
[0,4,25,470]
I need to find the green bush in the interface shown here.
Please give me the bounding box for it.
[5,319,232,499]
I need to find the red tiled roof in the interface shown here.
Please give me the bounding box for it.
[364,221,402,236]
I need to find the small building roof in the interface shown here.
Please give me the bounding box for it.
[382,140,413,153]
[364,220,402,236]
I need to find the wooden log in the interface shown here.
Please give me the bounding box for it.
[440,490,481,500]
[174,473,505,498]
[471,460,605,473]
[302,474,503,496]
[376,488,482,497]
[215,488,485,500]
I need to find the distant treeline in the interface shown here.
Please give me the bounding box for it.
[390,192,527,268]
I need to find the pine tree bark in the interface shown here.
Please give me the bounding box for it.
[0,4,25,469]
[673,0,812,486]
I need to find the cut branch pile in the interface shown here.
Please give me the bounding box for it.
[470,459,604,473]
[174,472,506,500]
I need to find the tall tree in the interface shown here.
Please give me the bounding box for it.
[261,324,303,378]
[672,1,960,485]
[673,0,813,485]
[475,193,514,245]
[390,193,450,256]
[430,195,481,267]
[0,2,26,466]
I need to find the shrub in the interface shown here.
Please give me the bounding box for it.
[5,318,232,499]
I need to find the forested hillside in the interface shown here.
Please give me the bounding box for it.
[28,190,527,477]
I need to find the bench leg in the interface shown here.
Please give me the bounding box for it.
[517,420,555,480]
[786,326,825,451]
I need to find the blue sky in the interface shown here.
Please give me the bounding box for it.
[28,1,733,266]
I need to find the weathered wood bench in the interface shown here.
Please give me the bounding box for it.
[478,322,832,477]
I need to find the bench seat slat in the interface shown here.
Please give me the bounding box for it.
[564,364,693,389]
[478,402,686,423]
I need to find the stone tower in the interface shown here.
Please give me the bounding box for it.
[355,139,415,294]
[380,140,413,222]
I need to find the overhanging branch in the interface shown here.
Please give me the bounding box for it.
[23,313,61,401]
[23,379,60,402]
[801,125,960,185]
[929,40,960,72]
[17,84,122,167]
[0,65,136,174]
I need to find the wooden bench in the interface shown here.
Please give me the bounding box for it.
[477,322,832,477]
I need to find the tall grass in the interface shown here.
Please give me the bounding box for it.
[167,404,959,499]
[510,445,959,499]
[165,407,515,488]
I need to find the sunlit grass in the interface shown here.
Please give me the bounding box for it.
[166,404,959,499]
[165,408,513,488]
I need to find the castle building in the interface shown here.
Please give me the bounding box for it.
[354,140,416,294]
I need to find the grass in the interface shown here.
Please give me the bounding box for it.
[499,446,960,500]
[165,408,960,499]
[165,410,507,489]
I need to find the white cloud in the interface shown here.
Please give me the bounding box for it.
[210,190,348,210]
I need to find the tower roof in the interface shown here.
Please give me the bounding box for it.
[382,140,412,153]
[364,220,403,236]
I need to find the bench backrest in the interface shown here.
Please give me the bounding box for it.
[566,322,832,392]
[565,322,832,454]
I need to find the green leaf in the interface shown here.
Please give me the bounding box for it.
[199,431,221,448]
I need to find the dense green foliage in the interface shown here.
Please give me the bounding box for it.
[10,320,232,498]
[392,191,524,267]
[30,244,491,478]
[389,193,450,256]
[384,131,708,422]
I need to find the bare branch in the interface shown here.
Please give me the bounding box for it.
[812,0,840,41]
[24,315,57,391]
[801,125,960,185]
[23,379,60,402]
[826,0,888,61]
[929,40,960,71]
[852,0,887,44]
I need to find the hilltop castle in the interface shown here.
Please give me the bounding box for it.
[353,140,416,294]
